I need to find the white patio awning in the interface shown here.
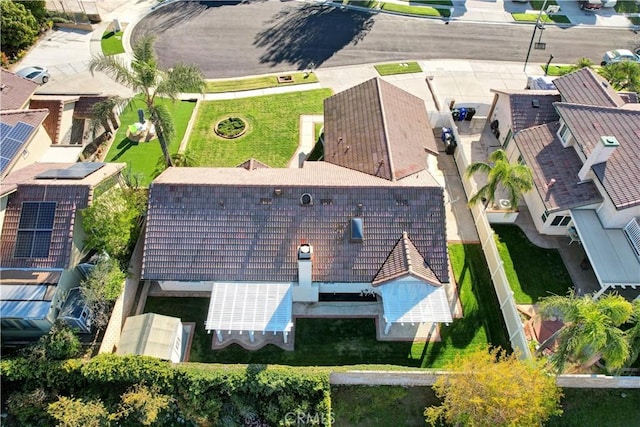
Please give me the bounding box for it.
[571,209,640,288]
[378,281,452,324]
[205,282,293,333]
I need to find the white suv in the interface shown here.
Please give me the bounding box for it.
[601,49,640,66]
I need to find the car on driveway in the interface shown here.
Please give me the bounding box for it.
[601,49,640,66]
[16,66,50,84]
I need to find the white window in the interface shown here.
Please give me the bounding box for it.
[557,122,574,147]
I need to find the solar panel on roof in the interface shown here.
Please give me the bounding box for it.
[14,202,56,258]
[36,162,106,180]
[0,123,12,138]
[5,122,34,143]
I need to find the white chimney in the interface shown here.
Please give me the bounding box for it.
[578,136,619,181]
[297,244,313,287]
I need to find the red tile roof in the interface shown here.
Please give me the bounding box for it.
[323,78,437,181]
[0,109,50,177]
[372,232,441,286]
[0,69,38,110]
[29,99,66,144]
[553,68,625,108]
[142,164,449,284]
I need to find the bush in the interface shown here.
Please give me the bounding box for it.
[6,388,54,425]
[23,321,82,361]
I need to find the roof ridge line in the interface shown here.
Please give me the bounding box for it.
[376,78,396,181]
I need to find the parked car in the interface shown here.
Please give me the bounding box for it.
[601,49,640,66]
[15,66,50,84]
[579,0,602,10]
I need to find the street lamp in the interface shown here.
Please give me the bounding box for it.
[523,0,549,72]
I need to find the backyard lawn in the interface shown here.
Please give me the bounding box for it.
[331,386,640,427]
[187,89,331,167]
[492,224,573,304]
[105,96,196,186]
[143,244,509,367]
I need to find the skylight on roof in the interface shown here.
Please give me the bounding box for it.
[350,217,364,242]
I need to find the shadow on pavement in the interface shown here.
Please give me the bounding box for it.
[254,3,374,70]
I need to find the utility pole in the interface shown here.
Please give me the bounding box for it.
[523,0,549,73]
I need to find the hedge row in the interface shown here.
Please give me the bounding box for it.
[1,354,332,426]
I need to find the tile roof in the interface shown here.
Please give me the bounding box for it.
[553,68,625,107]
[554,103,640,209]
[323,77,437,181]
[29,99,66,144]
[507,92,561,133]
[73,96,109,119]
[237,158,270,170]
[514,123,602,212]
[0,69,38,110]
[0,109,50,177]
[0,162,124,270]
[372,232,441,286]
[142,164,448,284]
[620,92,639,104]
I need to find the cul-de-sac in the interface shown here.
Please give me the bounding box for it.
[1,0,640,425]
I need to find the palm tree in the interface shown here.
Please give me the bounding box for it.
[598,61,640,93]
[538,291,634,373]
[89,36,205,167]
[625,300,640,367]
[569,57,594,72]
[464,149,533,209]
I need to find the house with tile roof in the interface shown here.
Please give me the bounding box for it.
[1,109,53,179]
[142,78,453,347]
[0,162,125,337]
[487,68,640,298]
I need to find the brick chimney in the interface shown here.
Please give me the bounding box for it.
[578,136,619,181]
[297,244,313,287]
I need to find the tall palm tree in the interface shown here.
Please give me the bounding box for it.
[538,291,633,373]
[569,57,594,72]
[598,61,640,93]
[464,149,533,209]
[89,35,205,167]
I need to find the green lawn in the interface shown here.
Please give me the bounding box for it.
[614,1,640,13]
[380,2,445,16]
[511,13,570,24]
[331,386,640,427]
[399,0,453,5]
[186,89,331,167]
[492,225,573,304]
[205,72,318,93]
[530,0,558,10]
[143,244,508,367]
[543,64,573,76]
[101,30,124,56]
[105,96,196,186]
[375,61,422,76]
[332,385,438,426]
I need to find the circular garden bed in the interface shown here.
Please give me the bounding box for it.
[214,116,247,139]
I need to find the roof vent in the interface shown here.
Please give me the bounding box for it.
[600,135,619,147]
[532,99,540,108]
[274,189,282,196]
[298,244,312,260]
[300,193,313,206]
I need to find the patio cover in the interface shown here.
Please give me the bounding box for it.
[378,281,452,325]
[205,282,293,333]
[570,209,640,292]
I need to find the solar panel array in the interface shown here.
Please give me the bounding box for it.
[14,202,57,258]
[0,121,35,174]
[36,162,106,180]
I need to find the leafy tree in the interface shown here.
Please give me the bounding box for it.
[23,321,82,360]
[425,347,562,427]
[89,36,205,168]
[464,149,533,209]
[82,186,145,262]
[115,384,172,426]
[626,300,640,366]
[153,151,196,177]
[1,0,39,56]
[48,396,109,427]
[15,0,47,25]
[80,257,126,332]
[538,291,634,373]
[598,61,640,93]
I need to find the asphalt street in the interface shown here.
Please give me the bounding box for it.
[132,1,635,78]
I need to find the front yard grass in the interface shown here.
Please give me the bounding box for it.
[511,13,570,24]
[205,72,318,93]
[543,64,573,76]
[380,2,445,17]
[187,89,331,167]
[492,224,573,304]
[101,29,124,56]
[105,96,196,186]
[143,244,509,366]
[375,61,422,76]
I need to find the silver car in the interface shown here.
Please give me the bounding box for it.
[16,66,50,84]
[601,49,640,66]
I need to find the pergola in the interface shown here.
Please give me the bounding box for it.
[205,282,293,343]
[378,281,452,334]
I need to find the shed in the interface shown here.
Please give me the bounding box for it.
[117,313,184,363]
